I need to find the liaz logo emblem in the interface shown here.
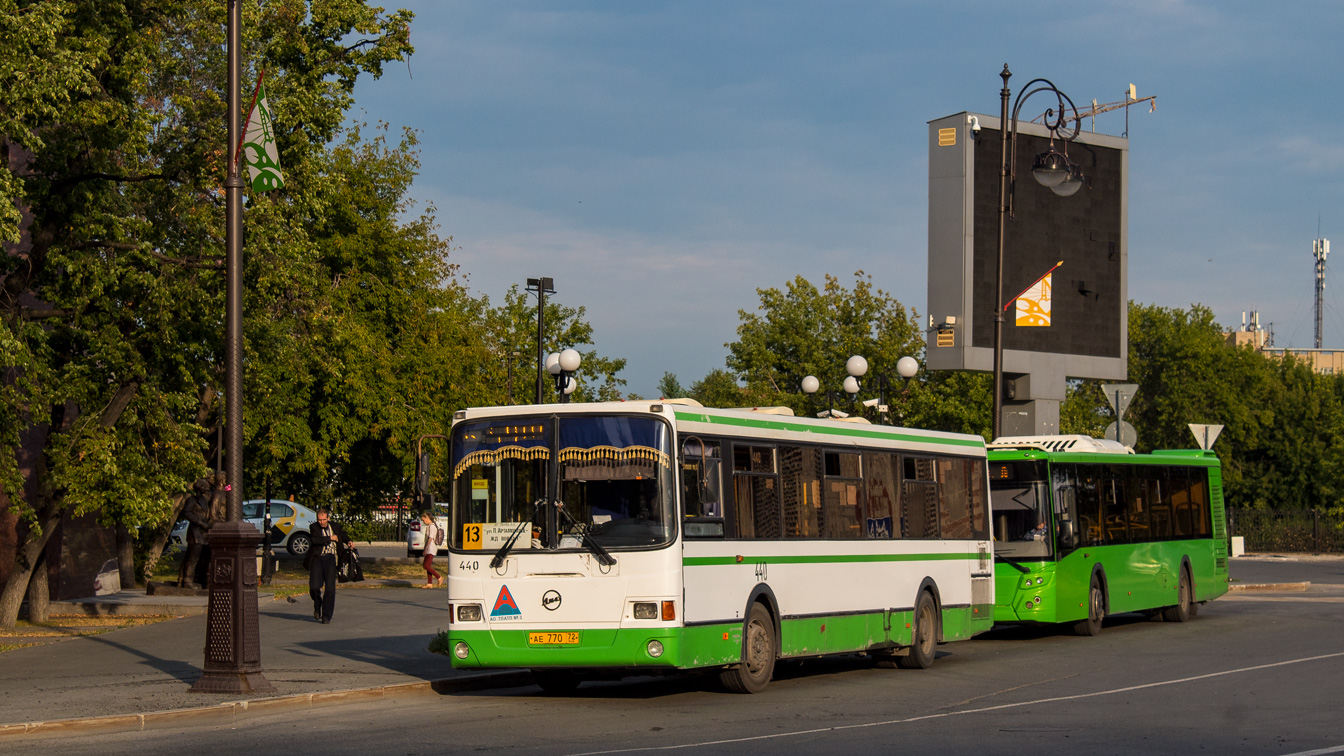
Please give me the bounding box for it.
[490,585,521,620]
[542,590,562,611]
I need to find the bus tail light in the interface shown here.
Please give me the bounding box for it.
[661,601,676,621]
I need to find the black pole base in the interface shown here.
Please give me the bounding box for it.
[189,670,274,695]
[188,521,274,694]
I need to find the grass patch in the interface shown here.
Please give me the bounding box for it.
[0,614,183,654]
[428,630,452,656]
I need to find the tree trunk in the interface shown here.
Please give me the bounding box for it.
[116,522,137,590]
[26,553,49,623]
[0,505,63,629]
[139,491,191,586]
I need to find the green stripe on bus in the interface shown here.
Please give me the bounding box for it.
[672,411,984,448]
[683,552,975,567]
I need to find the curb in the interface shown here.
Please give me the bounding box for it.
[0,671,535,740]
[1228,582,1311,592]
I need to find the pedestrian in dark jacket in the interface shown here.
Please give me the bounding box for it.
[307,508,347,623]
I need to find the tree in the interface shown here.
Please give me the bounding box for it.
[725,272,925,417]
[1122,302,1344,511]
[656,372,685,400]
[0,0,417,626]
[480,285,628,406]
[690,369,747,409]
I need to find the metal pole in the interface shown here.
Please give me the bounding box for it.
[262,481,273,586]
[993,64,1012,440]
[1314,508,1321,554]
[536,284,546,404]
[191,0,269,694]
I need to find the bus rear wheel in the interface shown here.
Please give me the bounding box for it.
[1073,577,1105,637]
[897,591,937,669]
[1162,568,1193,623]
[720,603,775,694]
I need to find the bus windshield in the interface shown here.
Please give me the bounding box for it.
[449,414,675,552]
[990,460,1051,558]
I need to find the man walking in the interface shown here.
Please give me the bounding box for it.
[307,508,346,623]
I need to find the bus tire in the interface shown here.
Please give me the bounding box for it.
[897,591,937,669]
[533,670,582,694]
[1073,576,1105,637]
[720,603,775,694]
[1162,567,1193,623]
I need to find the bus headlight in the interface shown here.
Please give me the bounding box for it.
[633,602,658,620]
[457,604,483,622]
[647,640,664,658]
[454,641,470,659]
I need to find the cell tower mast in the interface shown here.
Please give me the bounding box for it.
[1315,237,1330,349]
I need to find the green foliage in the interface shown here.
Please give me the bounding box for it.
[690,369,747,409]
[656,372,685,400]
[710,271,987,435]
[724,272,924,416]
[1060,303,1344,513]
[480,285,628,406]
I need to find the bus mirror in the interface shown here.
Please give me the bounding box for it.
[415,451,431,497]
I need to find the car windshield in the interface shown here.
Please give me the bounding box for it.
[449,414,675,552]
[990,460,1052,558]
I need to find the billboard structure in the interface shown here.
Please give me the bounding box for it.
[926,112,1128,436]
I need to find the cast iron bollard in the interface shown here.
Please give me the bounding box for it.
[190,520,273,693]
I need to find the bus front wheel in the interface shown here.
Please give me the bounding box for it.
[720,603,775,694]
[897,591,938,669]
[1162,568,1193,623]
[1073,576,1105,637]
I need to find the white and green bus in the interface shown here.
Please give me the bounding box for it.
[443,400,994,693]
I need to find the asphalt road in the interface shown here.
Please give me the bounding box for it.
[12,556,1344,756]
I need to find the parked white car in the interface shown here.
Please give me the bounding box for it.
[170,499,319,555]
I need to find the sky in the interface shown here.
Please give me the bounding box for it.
[350,1,1344,399]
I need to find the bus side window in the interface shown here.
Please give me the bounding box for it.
[901,456,939,539]
[822,451,863,539]
[781,445,821,538]
[732,444,780,539]
[1072,466,1103,546]
[1147,468,1172,539]
[1053,464,1078,552]
[862,452,899,539]
[681,436,725,538]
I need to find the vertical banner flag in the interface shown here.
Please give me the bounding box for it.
[1008,261,1063,327]
[242,82,284,192]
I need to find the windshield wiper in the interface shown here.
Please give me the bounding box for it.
[994,554,1030,574]
[489,499,545,569]
[489,520,529,569]
[555,503,616,567]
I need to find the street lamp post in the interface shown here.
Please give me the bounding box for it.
[191,0,270,694]
[804,355,919,424]
[526,277,555,404]
[546,348,582,403]
[993,64,1083,439]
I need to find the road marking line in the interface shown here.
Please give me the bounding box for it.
[1278,747,1344,756]
[565,651,1344,756]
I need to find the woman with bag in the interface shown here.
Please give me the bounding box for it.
[419,511,444,588]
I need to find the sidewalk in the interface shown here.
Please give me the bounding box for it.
[0,582,530,739]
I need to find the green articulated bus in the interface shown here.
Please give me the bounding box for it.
[443,400,995,693]
[988,435,1229,635]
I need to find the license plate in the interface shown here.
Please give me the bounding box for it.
[528,631,580,645]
